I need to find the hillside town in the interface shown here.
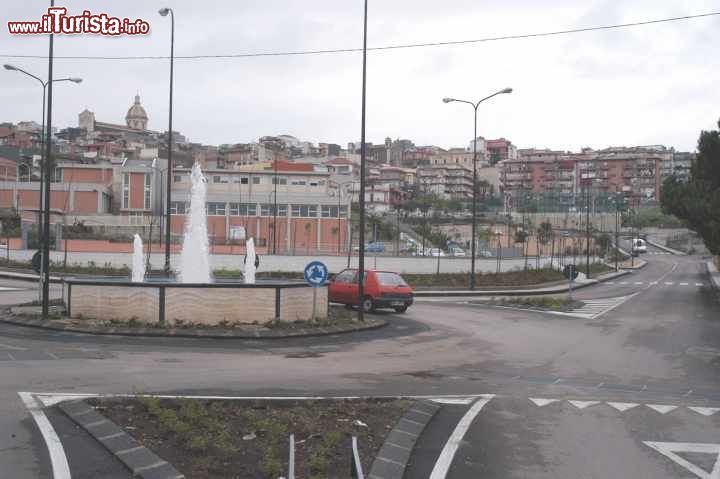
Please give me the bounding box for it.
[0,93,695,256]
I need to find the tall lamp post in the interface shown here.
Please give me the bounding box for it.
[357,0,368,322]
[443,88,512,289]
[3,64,81,239]
[3,63,81,318]
[159,7,175,276]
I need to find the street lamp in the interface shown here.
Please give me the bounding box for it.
[443,88,512,289]
[159,7,175,276]
[4,63,82,314]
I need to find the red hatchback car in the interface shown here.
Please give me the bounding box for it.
[328,269,414,313]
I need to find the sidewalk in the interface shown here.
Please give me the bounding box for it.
[414,270,631,297]
[707,261,720,291]
[646,238,686,255]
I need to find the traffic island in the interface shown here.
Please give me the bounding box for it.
[67,396,412,479]
[484,296,585,313]
[2,304,386,339]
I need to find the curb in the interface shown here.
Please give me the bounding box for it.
[645,238,687,256]
[618,259,648,270]
[706,261,720,292]
[0,315,387,340]
[58,400,184,479]
[368,400,440,479]
[414,270,632,297]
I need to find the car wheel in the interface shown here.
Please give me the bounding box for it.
[393,305,408,313]
[362,296,375,313]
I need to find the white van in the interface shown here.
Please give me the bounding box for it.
[631,238,647,254]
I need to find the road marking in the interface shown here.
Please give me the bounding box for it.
[529,398,559,407]
[680,282,689,286]
[650,281,658,285]
[17,392,71,479]
[644,441,720,479]
[619,282,629,285]
[430,397,476,405]
[0,342,27,351]
[605,281,615,284]
[688,407,720,417]
[429,396,494,479]
[665,282,674,285]
[634,282,644,285]
[696,283,704,286]
[646,404,678,414]
[607,402,639,412]
[568,400,600,409]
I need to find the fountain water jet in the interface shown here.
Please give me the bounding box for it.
[179,163,211,283]
[132,234,145,282]
[244,237,256,284]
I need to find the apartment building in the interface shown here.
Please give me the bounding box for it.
[417,163,473,200]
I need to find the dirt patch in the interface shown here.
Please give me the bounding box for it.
[89,396,410,479]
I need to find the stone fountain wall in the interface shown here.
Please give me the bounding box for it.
[65,281,328,325]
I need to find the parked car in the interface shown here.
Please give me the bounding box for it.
[328,269,414,313]
[450,248,466,257]
[365,242,385,253]
[427,248,446,257]
[631,238,647,254]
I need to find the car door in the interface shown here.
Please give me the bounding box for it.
[330,269,354,304]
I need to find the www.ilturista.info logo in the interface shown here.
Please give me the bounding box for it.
[7,7,150,35]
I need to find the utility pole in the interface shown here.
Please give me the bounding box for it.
[585,184,591,278]
[357,0,368,321]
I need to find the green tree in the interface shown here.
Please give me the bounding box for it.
[661,119,720,255]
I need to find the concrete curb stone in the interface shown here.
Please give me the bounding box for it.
[368,400,440,479]
[0,313,387,339]
[58,400,184,479]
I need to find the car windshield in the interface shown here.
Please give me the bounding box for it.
[376,272,407,286]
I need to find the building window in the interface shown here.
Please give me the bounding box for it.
[144,173,152,210]
[260,204,287,216]
[229,203,257,216]
[339,206,348,218]
[52,168,62,183]
[321,205,340,218]
[170,201,187,215]
[272,176,287,185]
[252,177,261,185]
[241,177,249,184]
[206,202,226,216]
[122,173,129,209]
[173,175,182,183]
[128,212,144,225]
[291,204,317,217]
[290,179,306,186]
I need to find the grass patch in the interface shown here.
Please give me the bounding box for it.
[89,396,411,479]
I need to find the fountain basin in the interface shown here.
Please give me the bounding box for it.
[64,278,328,326]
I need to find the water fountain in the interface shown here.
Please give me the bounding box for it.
[64,162,326,325]
[179,163,211,284]
[131,234,145,282]
[244,238,256,285]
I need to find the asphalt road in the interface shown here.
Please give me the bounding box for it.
[1,241,718,478]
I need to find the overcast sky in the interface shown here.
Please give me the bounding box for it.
[1,1,718,152]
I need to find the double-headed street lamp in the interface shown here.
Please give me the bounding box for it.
[3,64,82,237]
[3,64,81,313]
[443,87,512,290]
[159,7,175,276]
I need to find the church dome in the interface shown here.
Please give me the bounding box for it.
[125,94,148,130]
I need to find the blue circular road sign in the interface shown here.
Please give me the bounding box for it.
[304,261,329,287]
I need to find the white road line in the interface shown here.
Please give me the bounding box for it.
[634,282,644,285]
[0,342,27,351]
[665,282,674,285]
[429,396,494,479]
[644,441,720,479]
[646,404,678,414]
[17,392,71,479]
[696,283,704,287]
[680,282,689,286]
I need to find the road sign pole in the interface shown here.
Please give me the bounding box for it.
[312,287,317,322]
[569,275,573,300]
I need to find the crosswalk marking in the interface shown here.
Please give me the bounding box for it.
[562,295,635,319]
